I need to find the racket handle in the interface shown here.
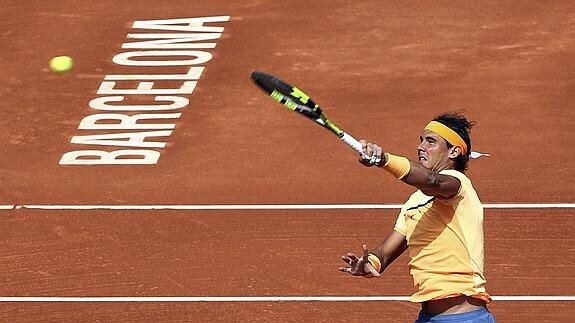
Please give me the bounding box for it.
[340,132,363,155]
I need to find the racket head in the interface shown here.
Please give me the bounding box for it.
[251,71,323,120]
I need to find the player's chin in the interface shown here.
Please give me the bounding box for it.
[418,158,431,169]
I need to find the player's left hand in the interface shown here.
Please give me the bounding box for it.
[359,140,383,167]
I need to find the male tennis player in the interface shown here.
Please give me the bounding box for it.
[339,112,496,322]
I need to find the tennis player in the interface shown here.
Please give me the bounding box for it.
[339,112,496,322]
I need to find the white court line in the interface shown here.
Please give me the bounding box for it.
[4,203,574,210]
[2,205,571,304]
[0,296,573,302]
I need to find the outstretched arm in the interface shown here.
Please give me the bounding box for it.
[359,140,460,199]
[401,160,461,198]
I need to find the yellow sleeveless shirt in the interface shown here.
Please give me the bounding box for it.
[393,169,491,303]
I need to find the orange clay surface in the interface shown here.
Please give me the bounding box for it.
[1,1,574,322]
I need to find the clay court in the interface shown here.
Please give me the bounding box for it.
[1,1,574,322]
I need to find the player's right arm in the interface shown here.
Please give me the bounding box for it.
[340,230,407,276]
[368,230,407,273]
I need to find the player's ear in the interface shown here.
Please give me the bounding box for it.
[449,146,462,159]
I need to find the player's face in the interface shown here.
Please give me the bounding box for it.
[417,130,451,171]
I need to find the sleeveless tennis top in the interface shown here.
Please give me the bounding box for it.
[393,169,491,303]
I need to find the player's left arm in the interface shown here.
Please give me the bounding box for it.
[359,141,460,199]
[401,162,460,199]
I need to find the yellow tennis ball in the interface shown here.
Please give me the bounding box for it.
[49,55,74,73]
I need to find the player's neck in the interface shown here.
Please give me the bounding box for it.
[432,160,454,173]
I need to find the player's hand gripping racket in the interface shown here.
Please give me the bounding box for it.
[250,71,364,155]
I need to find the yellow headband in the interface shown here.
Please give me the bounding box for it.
[424,121,468,154]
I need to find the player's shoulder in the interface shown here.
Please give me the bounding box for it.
[439,169,470,183]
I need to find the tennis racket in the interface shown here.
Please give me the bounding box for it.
[250,71,363,155]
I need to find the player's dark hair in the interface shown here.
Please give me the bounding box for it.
[433,111,474,172]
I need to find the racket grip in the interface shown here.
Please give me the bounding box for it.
[341,132,363,155]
